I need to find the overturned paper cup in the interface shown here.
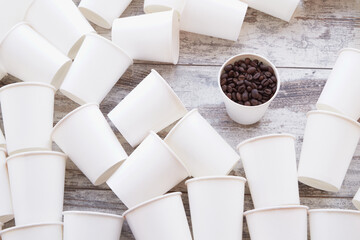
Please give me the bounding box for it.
[219,53,280,125]
[108,69,187,147]
[60,33,132,105]
[165,109,240,177]
[144,0,186,16]
[63,211,123,240]
[0,82,55,156]
[317,48,360,120]
[123,192,192,240]
[79,0,132,29]
[0,149,13,223]
[245,205,308,240]
[0,22,72,88]
[107,131,190,208]
[242,0,300,22]
[7,151,66,225]
[112,10,180,64]
[353,188,360,210]
[52,103,128,186]
[25,0,95,59]
[186,176,246,240]
[180,0,248,41]
[309,209,360,240]
[298,110,360,192]
[237,134,299,209]
[0,222,63,240]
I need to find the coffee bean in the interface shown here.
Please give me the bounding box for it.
[232,92,236,100]
[245,58,251,64]
[251,89,260,99]
[253,72,260,80]
[251,99,259,106]
[268,66,275,74]
[224,64,233,72]
[220,78,227,85]
[246,86,252,92]
[250,61,257,67]
[221,85,227,92]
[244,101,251,106]
[264,89,272,95]
[236,92,242,101]
[247,67,256,74]
[221,73,228,79]
[234,71,239,78]
[239,67,245,72]
[226,93,232,99]
[238,85,245,93]
[238,75,245,81]
[227,86,233,93]
[242,91,249,101]
[229,70,235,77]
[247,75,253,81]
[260,64,268,71]
[241,63,247,69]
[229,83,235,88]
[244,80,251,86]
[265,71,272,78]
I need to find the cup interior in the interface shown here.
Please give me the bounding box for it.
[78,7,111,29]
[298,176,339,192]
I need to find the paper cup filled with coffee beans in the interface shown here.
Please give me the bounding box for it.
[218,53,280,125]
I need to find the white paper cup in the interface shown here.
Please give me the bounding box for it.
[237,134,299,209]
[112,10,180,64]
[353,188,360,210]
[7,151,66,225]
[0,128,6,148]
[60,33,132,105]
[63,211,124,240]
[298,110,360,192]
[317,48,360,120]
[219,53,280,125]
[52,103,128,186]
[164,109,240,177]
[180,0,248,41]
[108,69,187,147]
[244,205,308,240]
[0,149,13,223]
[0,22,72,88]
[186,176,246,240]
[25,0,95,59]
[0,82,56,156]
[79,0,132,29]
[242,0,300,22]
[0,223,63,240]
[123,192,192,240]
[107,131,190,208]
[144,0,186,16]
[309,209,360,240]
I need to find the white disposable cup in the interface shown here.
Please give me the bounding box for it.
[60,33,132,105]
[25,0,95,59]
[186,176,246,240]
[180,0,248,41]
[108,69,187,147]
[123,192,192,240]
[0,22,71,88]
[0,82,55,156]
[63,211,124,240]
[0,0,34,43]
[242,0,300,22]
[112,10,180,64]
[0,128,6,148]
[317,48,360,120]
[144,0,186,16]
[164,109,240,177]
[237,134,299,209]
[0,223,63,240]
[353,188,360,210]
[244,205,309,240]
[298,110,360,192]
[309,209,360,240]
[0,149,13,223]
[107,131,190,208]
[218,53,280,125]
[52,103,128,186]
[79,0,132,29]
[7,151,66,225]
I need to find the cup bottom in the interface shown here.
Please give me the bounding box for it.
[316,103,343,116]
[52,60,72,89]
[68,35,88,60]
[0,214,14,223]
[79,7,111,29]
[298,176,339,192]
[353,199,360,210]
[60,89,87,105]
[95,160,124,186]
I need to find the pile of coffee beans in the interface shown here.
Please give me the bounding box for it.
[220,58,278,106]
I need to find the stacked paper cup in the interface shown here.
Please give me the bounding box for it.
[298,48,360,196]
[237,134,308,240]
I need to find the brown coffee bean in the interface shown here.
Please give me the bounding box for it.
[265,71,272,78]
[221,85,227,92]
[229,70,235,77]
[251,89,260,99]
[246,86,252,92]
[234,71,239,78]
[239,67,245,72]
[241,63,247,69]
[242,91,249,101]
[268,66,275,74]
[244,101,251,106]
[250,61,257,67]
[264,89,272,95]
[221,73,228,79]
[247,75,253,81]
[224,64,233,72]
[259,75,264,81]
[244,80,251,86]
[245,58,251,64]
[237,79,244,85]
[232,92,236,100]
[226,93,232,99]
[253,72,260,80]
[238,75,245,81]
[238,85,245,93]
[251,99,259,106]
[227,86,233,92]
[236,92,242,101]
[229,83,235,88]
[260,64,268,71]
[247,67,256,74]
[272,86,277,93]
[220,78,227,85]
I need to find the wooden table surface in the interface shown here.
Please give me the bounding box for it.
[2,0,360,238]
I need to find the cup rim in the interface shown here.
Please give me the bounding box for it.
[168,10,180,64]
[123,192,182,218]
[148,131,191,176]
[218,53,281,108]
[236,133,295,150]
[6,151,67,163]
[63,210,123,220]
[0,222,63,235]
[0,82,56,94]
[164,109,198,141]
[339,48,360,55]
[185,175,246,185]
[307,110,360,129]
[0,21,31,47]
[309,209,360,215]
[244,205,309,216]
[85,33,133,65]
[51,103,99,138]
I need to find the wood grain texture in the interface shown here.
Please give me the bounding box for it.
[1,0,360,239]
